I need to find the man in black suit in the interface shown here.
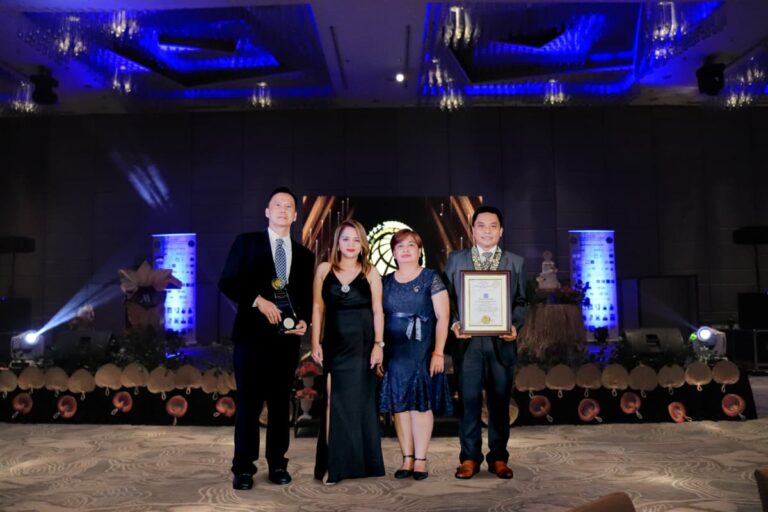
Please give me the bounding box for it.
[219,187,315,490]
[443,205,527,480]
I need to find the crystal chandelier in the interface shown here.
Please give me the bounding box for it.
[250,82,272,108]
[651,2,687,63]
[652,2,686,44]
[428,58,463,111]
[10,81,37,114]
[724,56,766,109]
[443,6,478,49]
[112,65,133,94]
[428,58,446,88]
[439,78,464,111]
[56,16,86,56]
[544,79,566,105]
[109,10,139,39]
[641,1,725,73]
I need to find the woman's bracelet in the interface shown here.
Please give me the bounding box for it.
[431,351,444,358]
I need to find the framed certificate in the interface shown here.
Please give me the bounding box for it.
[459,270,512,336]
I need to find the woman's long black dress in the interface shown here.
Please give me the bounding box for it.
[314,271,385,483]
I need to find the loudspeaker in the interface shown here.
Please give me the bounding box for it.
[696,62,725,96]
[733,226,768,245]
[738,292,768,329]
[624,328,686,356]
[0,236,35,253]
[49,329,115,367]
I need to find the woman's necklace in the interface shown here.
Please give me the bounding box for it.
[338,266,359,293]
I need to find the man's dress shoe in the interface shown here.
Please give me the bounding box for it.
[489,461,514,479]
[454,460,479,479]
[232,473,254,490]
[269,468,292,485]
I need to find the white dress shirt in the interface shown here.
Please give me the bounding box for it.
[253,228,293,308]
[475,245,499,259]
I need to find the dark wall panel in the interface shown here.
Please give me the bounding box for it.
[1,107,767,341]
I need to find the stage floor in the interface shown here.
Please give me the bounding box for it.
[1,377,767,512]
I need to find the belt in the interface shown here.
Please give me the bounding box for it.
[390,312,431,341]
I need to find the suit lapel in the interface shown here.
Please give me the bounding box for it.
[463,249,473,272]
[499,251,516,277]
[288,239,301,285]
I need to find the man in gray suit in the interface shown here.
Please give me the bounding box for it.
[443,205,527,480]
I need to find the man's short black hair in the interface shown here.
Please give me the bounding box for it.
[268,186,298,207]
[472,205,504,229]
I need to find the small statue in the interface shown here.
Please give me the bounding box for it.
[536,250,561,291]
[118,260,182,331]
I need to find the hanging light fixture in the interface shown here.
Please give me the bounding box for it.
[650,1,687,64]
[428,58,445,88]
[439,78,464,111]
[55,16,86,56]
[652,1,687,44]
[427,58,463,111]
[642,1,725,72]
[9,81,37,114]
[724,56,766,109]
[544,79,566,105]
[112,65,133,94]
[109,10,139,39]
[443,6,478,49]
[250,82,272,108]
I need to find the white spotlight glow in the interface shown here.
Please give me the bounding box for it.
[694,326,726,355]
[696,326,713,342]
[10,330,46,362]
[395,73,405,83]
[23,331,40,345]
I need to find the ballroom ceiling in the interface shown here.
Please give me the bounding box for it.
[0,0,767,114]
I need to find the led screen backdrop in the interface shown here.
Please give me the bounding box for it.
[152,233,196,343]
[569,230,618,339]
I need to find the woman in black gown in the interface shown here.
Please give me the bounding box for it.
[311,219,385,484]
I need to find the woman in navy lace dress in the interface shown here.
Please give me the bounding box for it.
[379,229,452,481]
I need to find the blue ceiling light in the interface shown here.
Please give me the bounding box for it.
[475,15,607,66]
[156,84,333,100]
[636,1,725,75]
[589,50,635,64]
[20,4,332,103]
[420,2,724,104]
[93,49,150,73]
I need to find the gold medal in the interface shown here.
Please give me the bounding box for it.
[481,315,491,325]
[271,277,284,290]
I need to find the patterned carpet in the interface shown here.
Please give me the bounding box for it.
[1,377,767,512]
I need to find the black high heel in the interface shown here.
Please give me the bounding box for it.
[394,454,414,479]
[413,458,428,481]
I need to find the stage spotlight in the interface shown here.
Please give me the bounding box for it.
[696,326,713,344]
[692,326,726,356]
[23,331,40,345]
[10,330,45,362]
[395,72,405,83]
